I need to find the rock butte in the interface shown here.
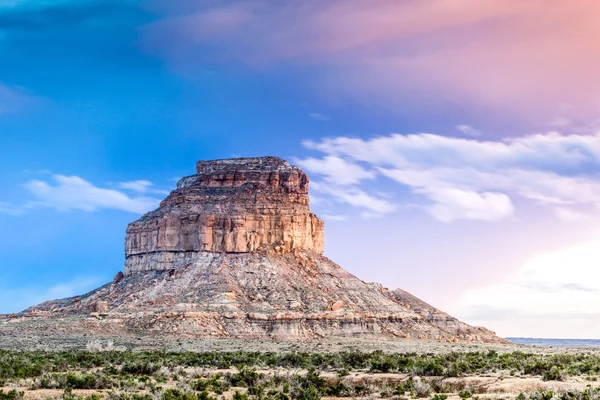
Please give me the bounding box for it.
[125,157,324,274]
[14,157,504,343]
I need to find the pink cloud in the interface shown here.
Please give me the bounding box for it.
[144,0,600,123]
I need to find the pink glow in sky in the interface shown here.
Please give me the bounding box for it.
[145,0,600,125]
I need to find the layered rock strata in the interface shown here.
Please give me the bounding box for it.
[17,156,504,343]
[125,157,324,275]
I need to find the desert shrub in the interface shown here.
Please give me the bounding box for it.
[228,367,262,387]
[250,384,266,397]
[265,389,290,400]
[412,379,431,398]
[161,389,199,400]
[290,369,328,400]
[65,373,99,389]
[292,386,320,400]
[294,369,326,392]
[61,388,104,400]
[529,390,555,400]
[458,389,473,399]
[325,381,351,397]
[196,392,216,400]
[232,391,249,400]
[370,354,395,373]
[122,362,160,376]
[353,385,371,396]
[542,366,566,381]
[393,383,407,396]
[0,390,23,400]
[190,379,208,392]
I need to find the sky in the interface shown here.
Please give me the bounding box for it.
[2,0,600,338]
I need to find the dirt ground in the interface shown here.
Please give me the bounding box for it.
[2,322,596,354]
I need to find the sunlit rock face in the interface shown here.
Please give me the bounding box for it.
[124,157,324,275]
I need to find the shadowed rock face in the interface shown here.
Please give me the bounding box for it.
[125,157,324,275]
[15,157,504,343]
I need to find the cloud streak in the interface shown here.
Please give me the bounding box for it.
[0,83,35,115]
[0,175,161,216]
[300,131,600,222]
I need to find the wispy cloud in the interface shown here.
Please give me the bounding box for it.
[295,156,375,186]
[300,131,600,222]
[0,83,35,115]
[414,187,514,222]
[554,207,588,222]
[321,214,348,222]
[118,180,170,195]
[118,180,153,192]
[0,201,28,216]
[308,112,330,121]
[455,124,481,137]
[310,181,395,216]
[1,175,161,216]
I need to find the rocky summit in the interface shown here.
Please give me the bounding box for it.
[125,156,324,274]
[10,157,502,342]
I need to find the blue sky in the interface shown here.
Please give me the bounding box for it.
[4,0,600,338]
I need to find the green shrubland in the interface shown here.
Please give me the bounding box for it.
[0,349,599,399]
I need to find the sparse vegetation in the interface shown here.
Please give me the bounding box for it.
[1,349,600,399]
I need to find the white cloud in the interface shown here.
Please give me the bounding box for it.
[304,132,600,170]
[311,181,396,215]
[416,187,515,222]
[308,112,330,121]
[0,201,27,216]
[321,214,349,222]
[555,207,588,222]
[1,175,161,216]
[118,180,170,195]
[301,132,600,222]
[296,156,375,185]
[360,211,384,220]
[118,180,153,192]
[453,238,600,337]
[455,124,481,136]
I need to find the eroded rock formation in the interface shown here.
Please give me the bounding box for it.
[125,157,324,275]
[15,156,504,343]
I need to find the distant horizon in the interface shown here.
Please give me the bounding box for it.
[506,338,600,346]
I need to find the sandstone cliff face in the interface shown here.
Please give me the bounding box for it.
[18,156,504,343]
[125,157,324,275]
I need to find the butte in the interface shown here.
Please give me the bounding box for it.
[12,157,502,342]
